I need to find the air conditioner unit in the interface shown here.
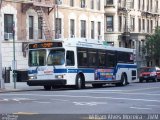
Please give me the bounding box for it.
[4,33,13,40]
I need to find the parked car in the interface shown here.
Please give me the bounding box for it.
[139,67,160,82]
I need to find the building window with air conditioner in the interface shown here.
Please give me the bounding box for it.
[4,14,13,40]
[106,16,113,32]
[70,19,75,37]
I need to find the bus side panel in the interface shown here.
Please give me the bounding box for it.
[115,64,137,83]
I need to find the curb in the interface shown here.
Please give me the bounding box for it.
[0,88,43,93]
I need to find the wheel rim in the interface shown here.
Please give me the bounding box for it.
[122,75,126,85]
[77,77,82,89]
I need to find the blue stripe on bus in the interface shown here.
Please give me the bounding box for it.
[28,64,137,74]
[54,69,94,73]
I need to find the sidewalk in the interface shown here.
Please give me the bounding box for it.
[0,82,43,93]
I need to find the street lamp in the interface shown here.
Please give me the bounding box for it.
[0,0,4,89]
[12,21,16,89]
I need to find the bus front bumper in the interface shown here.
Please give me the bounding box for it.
[26,79,66,86]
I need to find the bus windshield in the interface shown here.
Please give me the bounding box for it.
[47,49,65,65]
[29,49,46,66]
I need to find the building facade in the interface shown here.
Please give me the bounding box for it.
[104,0,160,67]
[0,0,104,71]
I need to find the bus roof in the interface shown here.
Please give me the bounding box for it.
[62,38,134,53]
[28,38,135,53]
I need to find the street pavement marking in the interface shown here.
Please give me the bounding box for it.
[73,102,107,106]
[33,101,51,104]
[1,93,160,103]
[51,98,69,102]
[13,112,38,115]
[130,107,152,110]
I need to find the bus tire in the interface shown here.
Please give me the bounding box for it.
[44,85,51,90]
[75,74,85,89]
[116,74,127,86]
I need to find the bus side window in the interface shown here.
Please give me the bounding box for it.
[66,51,75,66]
[106,51,116,68]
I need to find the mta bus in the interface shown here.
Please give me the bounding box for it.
[27,38,137,90]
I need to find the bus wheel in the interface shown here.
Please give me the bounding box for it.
[116,74,127,86]
[44,85,51,90]
[75,74,85,89]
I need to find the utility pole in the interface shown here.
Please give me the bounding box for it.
[0,0,5,89]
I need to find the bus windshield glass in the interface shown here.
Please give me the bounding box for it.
[29,49,46,66]
[47,49,65,65]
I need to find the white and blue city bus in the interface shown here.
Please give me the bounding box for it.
[27,38,138,90]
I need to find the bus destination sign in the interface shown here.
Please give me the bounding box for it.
[29,42,62,49]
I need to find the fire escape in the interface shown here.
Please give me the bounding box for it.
[21,0,55,40]
[118,0,131,43]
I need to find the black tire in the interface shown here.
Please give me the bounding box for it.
[75,74,85,89]
[44,85,51,90]
[92,84,103,88]
[153,77,157,82]
[116,74,127,86]
[139,79,143,83]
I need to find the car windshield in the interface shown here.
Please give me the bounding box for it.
[142,68,156,72]
[47,49,65,65]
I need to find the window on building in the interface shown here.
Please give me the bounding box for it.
[106,0,113,4]
[150,0,153,11]
[81,20,86,38]
[81,0,86,8]
[70,19,75,37]
[98,22,101,36]
[29,16,34,39]
[91,21,94,39]
[4,14,13,39]
[130,0,134,9]
[138,18,141,32]
[155,0,158,12]
[70,0,74,6]
[142,19,145,31]
[156,20,159,27]
[138,0,141,10]
[147,19,149,32]
[38,17,42,39]
[142,0,145,10]
[151,20,153,33]
[55,18,62,39]
[147,0,149,11]
[118,16,122,32]
[130,17,135,32]
[97,0,100,10]
[90,0,94,9]
[106,16,113,32]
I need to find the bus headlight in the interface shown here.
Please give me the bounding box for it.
[29,76,37,80]
[55,75,64,79]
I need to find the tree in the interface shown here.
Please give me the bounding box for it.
[143,27,160,66]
